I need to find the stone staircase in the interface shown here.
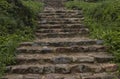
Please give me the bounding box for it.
[2,1,119,79]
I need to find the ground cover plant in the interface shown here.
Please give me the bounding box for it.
[0,0,43,76]
[65,0,120,72]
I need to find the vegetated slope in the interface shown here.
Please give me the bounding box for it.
[65,0,120,72]
[2,4,119,79]
[0,0,43,76]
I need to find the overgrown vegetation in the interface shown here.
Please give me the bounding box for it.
[65,0,120,71]
[0,0,43,76]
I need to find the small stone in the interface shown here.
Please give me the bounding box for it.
[23,74,41,79]
[28,66,43,74]
[12,66,28,74]
[42,74,55,79]
[32,43,39,47]
[44,66,55,74]
[75,56,94,63]
[71,65,85,73]
[102,64,118,72]
[90,66,103,73]
[94,55,113,63]
[102,75,116,79]
[71,64,103,73]
[56,47,71,53]
[41,47,53,53]
[55,65,70,74]
[52,56,73,64]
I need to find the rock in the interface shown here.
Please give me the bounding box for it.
[75,56,94,63]
[71,64,103,73]
[52,56,73,64]
[64,76,76,79]
[102,64,118,72]
[55,65,70,74]
[42,74,55,79]
[44,66,55,74]
[28,66,44,74]
[71,65,85,73]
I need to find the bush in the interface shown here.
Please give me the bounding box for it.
[0,0,43,36]
[0,0,43,76]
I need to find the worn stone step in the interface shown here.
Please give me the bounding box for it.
[38,14,83,18]
[36,28,89,33]
[38,20,82,24]
[19,38,103,47]
[80,72,118,79]
[2,73,118,79]
[37,24,86,29]
[39,17,84,20]
[35,32,89,38]
[38,12,83,16]
[39,14,83,18]
[15,52,113,65]
[43,10,82,13]
[17,45,107,54]
[6,63,118,74]
[2,74,80,79]
[1,74,42,79]
[44,7,67,10]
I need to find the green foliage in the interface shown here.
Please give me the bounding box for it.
[65,0,120,71]
[0,0,43,76]
[0,0,43,36]
[22,0,43,16]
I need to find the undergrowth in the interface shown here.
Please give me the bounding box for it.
[0,0,43,76]
[65,0,120,72]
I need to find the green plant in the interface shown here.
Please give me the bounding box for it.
[0,0,43,76]
[65,0,120,72]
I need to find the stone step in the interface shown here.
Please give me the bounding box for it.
[37,24,86,29]
[15,53,113,65]
[35,32,89,38]
[2,74,79,79]
[19,38,103,47]
[2,73,118,79]
[39,10,82,14]
[43,10,82,13]
[17,45,107,54]
[38,14,83,19]
[38,18,84,23]
[80,72,118,79]
[44,7,67,10]
[39,14,83,18]
[37,20,82,24]
[38,18,84,22]
[36,28,89,33]
[6,63,118,74]
[39,11,82,15]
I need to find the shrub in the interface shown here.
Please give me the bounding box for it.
[0,0,43,76]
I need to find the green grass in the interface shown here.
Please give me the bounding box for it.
[0,0,43,76]
[65,0,120,72]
